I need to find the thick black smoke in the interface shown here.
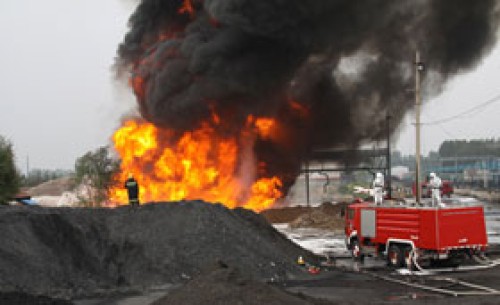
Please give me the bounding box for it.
[117,0,499,191]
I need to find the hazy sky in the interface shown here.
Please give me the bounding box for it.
[1,1,499,172]
[395,44,500,156]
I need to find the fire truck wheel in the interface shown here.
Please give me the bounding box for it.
[351,240,363,261]
[387,244,403,268]
[403,247,415,270]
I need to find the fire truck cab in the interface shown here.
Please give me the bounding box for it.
[344,201,487,268]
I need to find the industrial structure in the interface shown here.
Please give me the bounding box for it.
[425,155,500,189]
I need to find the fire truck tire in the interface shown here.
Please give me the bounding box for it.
[351,240,364,261]
[387,244,403,268]
[403,247,412,269]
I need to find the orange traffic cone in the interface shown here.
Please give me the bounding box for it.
[297,256,305,266]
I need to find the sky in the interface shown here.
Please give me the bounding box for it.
[395,44,500,156]
[0,1,499,173]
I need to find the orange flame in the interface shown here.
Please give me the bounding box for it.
[178,0,195,18]
[109,118,283,211]
[288,100,309,118]
[254,118,275,139]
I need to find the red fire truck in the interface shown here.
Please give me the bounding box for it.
[344,201,487,269]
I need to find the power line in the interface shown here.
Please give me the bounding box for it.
[435,122,456,138]
[425,112,457,138]
[421,92,500,125]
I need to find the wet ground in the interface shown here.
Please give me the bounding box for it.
[74,257,500,305]
[74,286,177,305]
[280,259,500,305]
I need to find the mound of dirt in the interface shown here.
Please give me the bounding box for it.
[263,203,347,231]
[0,202,316,298]
[27,177,74,197]
[289,202,347,231]
[261,206,312,224]
[152,262,333,305]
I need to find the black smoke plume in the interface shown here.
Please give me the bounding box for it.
[117,0,500,192]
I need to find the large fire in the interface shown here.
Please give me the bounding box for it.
[108,0,293,211]
[109,116,284,211]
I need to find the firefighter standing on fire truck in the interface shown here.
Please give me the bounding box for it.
[373,172,384,205]
[429,172,444,207]
[125,174,140,206]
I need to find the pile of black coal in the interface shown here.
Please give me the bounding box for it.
[152,261,333,305]
[0,202,315,298]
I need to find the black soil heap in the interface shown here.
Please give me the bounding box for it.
[0,202,315,298]
[152,262,333,305]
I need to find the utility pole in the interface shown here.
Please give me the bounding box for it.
[305,160,310,207]
[415,51,424,204]
[386,114,392,199]
[483,160,488,189]
[26,155,30,176]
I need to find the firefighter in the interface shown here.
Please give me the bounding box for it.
[429,172,443,207]
[125,173,139,206]
[373,172,384,205]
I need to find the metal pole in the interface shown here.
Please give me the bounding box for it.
[386,114,392,199]
[415,51,422,204]
[484,160,488,189]
[305,160,310,206]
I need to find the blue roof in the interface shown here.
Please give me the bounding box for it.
[20,199,38,206]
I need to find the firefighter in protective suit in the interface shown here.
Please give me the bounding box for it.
[125,174,139,206]
[429,172,444,208]
[372,172,384,205]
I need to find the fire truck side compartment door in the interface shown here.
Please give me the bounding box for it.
[361,209,376,238]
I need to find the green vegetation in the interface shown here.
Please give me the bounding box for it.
[0,136,20,204]
[74,146,120,206]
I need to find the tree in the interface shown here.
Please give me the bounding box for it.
[22,168,72,187]
[0,136,20,204]
[74,146,120,206]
